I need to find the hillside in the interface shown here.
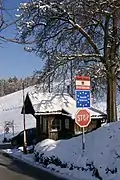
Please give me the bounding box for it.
[0,76,38,97]
[0,86,36,137]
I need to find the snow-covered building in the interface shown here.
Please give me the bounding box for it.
[22,92,107,141]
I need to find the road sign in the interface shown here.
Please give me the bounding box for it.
[75,109,91,127]
[75,76,90,90]
[5,127,9,133]
[76,90,90,108]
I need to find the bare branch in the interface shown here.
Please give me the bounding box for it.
[0,35,37,44]
[68,19,100,54]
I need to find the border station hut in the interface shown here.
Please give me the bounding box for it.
[21,91,107,141]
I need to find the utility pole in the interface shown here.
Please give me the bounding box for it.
[22,82,27,154]
[70,60,73,97]
[48,55,51,93]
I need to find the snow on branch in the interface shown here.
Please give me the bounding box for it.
[68,19,100,54]
[61,53,102,60]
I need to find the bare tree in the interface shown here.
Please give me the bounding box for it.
[16,0,120,122]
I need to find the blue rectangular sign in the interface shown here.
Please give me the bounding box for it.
[75,90,91,108]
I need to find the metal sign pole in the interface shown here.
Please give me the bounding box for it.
[12,120,14,137]
[82,127,85,150]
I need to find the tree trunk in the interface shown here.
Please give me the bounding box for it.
[107,72,117,123]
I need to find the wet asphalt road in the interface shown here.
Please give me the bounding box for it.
[0,152,42,180]
[0,143,68,180]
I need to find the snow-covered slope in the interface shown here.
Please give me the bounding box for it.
[0,86,34,112]
[34,121,120,180]
[0,86,36,136]
[0,83,69,137]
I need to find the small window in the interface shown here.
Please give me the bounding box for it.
[65,119,69,129]
[51,119,61,131]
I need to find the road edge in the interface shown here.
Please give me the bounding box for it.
[1,150,76,180]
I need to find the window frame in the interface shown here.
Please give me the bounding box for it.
[51,118,61,131]
[65,118,69,129]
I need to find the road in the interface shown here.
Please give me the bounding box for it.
[0,144,68,180]
[0,153,41,180]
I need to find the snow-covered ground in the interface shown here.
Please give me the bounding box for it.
[4,121,120,180]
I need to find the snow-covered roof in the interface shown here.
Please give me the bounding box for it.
[27,92,106,119]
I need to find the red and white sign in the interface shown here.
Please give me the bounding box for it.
[75,109,91,127]
[75,76,90,90]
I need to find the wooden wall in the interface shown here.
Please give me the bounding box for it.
[36,114,74,141]
[36,114,103,141]
[74,119,101,134]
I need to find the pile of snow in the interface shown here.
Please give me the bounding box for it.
[34,121,120,180]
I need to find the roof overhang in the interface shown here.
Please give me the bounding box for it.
[35,111,71,117]
[35,110,107,120]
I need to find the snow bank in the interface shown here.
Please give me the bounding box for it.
[35,139,56,152]
[34,121,120,180]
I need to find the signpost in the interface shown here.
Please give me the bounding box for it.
[4,120,14,138]
[75,109,91,150]
[75,76,91,150]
